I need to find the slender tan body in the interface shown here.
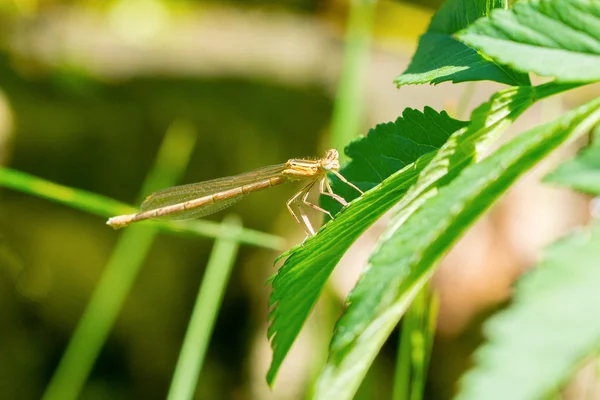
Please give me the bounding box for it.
[107,149,362,236]
[110,176,287,227]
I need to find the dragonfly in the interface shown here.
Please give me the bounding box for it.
[106,149,363,236]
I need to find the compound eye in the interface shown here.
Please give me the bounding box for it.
[327,149,338,161]
[321,149,339,170]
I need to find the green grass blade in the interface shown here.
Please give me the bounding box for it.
[423,291,439,396]
[42,224,160,400]
[0,167,133,216]
[393,284,437,400]
[0,169,285,250]
[408,286,432,400]
[42,121,197,400]
[329,0,377,156]
[393,297,415,400]
[167,214,243,400]
[158,220,284,250]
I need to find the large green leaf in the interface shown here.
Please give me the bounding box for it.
[326,82,571,354]
[267,83,572,388]
[266,109,466,385]
[314,95,600,399]
[543,140,600,195]
[456,0,600,83]
[456,220,600,400]
[395,0,529,87]
[323,107,465,215]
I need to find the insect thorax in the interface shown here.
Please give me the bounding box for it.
[283,159,322,179]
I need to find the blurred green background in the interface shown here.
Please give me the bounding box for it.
[1,1,589,399]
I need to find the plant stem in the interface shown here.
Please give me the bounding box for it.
[0,168,285,250]
[393,283,438,400]
[167,214,242,400]
[329,0,378,158]
[42,121,197,400]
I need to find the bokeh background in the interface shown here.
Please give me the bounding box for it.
[0,1,596,399]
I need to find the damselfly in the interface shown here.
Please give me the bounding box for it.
[106,149,362,235]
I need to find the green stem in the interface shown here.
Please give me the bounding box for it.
[423,290,439,394]
[41,224,160,400]
[393,283,437,400]
[0,168,285,250]
[329,0,378,158]
[42,121,197,400]
[455,83,477,120]
[394,294,415,400]
[167,215,242,400]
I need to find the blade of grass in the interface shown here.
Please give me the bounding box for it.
[393,283,435,400]
[409,286,436,400]
[161,219,284,250]
[455,83,477,120]
[423,290,439,393]
[329,0,378,157]
[393,297,414,400]
[42,121,197,400]
[304,284,340,400]
[0,168,285,250]
[167,214,242,400]
[0,167,133,216]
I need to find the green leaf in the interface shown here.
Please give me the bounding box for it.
[456,220,600,400]
[326,82,563,355]
[267,108,466,385]
[543,140,600,195]
[456,0,600,83]
[268,82,573,389]
[395,0,530,87]
[314,94,600,399]
[323,107,467,215]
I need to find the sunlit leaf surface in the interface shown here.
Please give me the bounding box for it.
[395,0,529,86]
[456,0,600,83]
[267,108,467,384]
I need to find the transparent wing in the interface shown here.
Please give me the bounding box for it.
[140,163,288,221]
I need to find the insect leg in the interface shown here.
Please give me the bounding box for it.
[331,170,363,194]
[320,178,348,206]
[301,178,333,220]
[287,182,316,236]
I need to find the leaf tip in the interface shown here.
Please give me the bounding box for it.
[266,349,280,387]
